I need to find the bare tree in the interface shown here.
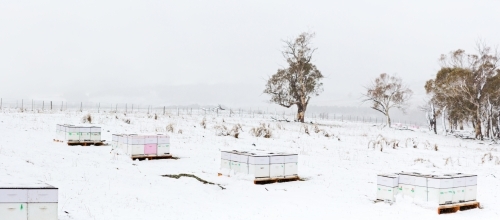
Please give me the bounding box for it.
[264,32,324,123]
[363,73,413,127]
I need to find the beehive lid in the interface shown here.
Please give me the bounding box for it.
[0,175,57,189]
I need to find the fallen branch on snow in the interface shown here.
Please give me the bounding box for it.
[162,173,226,190]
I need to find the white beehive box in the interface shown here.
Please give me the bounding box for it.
[377,185,398,202]
[158,135,170,144]
[465,185,477,201]
[446,174,467,203]
[427,176,454,205]
[90,127,101,141]
[269,154,285,178]
[28,203,58,220]
[111,134,119,149]
[0,182,58,220]
[398,172,420,185]
[127,135,145,155]
[79,127,91,141]
[282,153,298,177]
[144,135,158,144]
[157,143,170,155]
[66,126,80,141]
[238,153,250,174]
[377,174,399,187]
[118,135,128,152]
[0,203,28,220]
[399,184,415,198]
[157,134,170,156]
[248,153,270,178]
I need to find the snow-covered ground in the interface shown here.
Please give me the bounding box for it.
[0,110,498,219]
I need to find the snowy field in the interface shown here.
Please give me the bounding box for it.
[0,110,499,219]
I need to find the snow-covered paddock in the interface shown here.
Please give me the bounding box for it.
[0,111,498,219]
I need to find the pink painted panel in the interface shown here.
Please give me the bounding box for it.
[144,144,157,155]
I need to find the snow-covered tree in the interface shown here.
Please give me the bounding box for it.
[363,73,413,127]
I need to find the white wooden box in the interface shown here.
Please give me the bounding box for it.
[237,153,250,163]
[427,176,453,189]
[27,203,58,220]
[27,189,58,203]
[414,186,427,201]
[284,163,298,177]
[414,175,430,187]
[0,189,28,202]
[221,151,232,160]
[220,159,230,170]
[283,154,298,163]
[398,172,419,185]
[144,136,158,144]
[66,127,80,141]
[158,135,170,144]
[129,145,145,155]
[465,175,477,186]
[230,152,241,162]
[249,164,270,178]
[157,144,170,155]
[269,155,285,164]
[270,164,284,178]
[377,185,397,202]
[230,161,240,173]
[90,133,101,141]
[239,163,249,174]
[127,136,144,145]
[0,203,28,220]
[428,187,454,205]
[465,185,477,201]
[248,155,270,165]
[398,184,414,198]
[377,174,399,187]
[452,187,466,203]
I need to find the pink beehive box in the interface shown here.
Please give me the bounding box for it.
[144,143,157,155]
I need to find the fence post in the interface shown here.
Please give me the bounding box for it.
[98,103,100,113]
[22,99,24,110]
[61,101,63,111]
[50,101,52,110]
[80,102,82,112]
[163,106,165,115]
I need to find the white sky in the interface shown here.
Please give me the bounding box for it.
[1,0,499,108]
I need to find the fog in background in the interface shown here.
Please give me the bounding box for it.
[1,1,499,124]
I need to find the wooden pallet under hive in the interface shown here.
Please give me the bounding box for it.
[437,201,480,214]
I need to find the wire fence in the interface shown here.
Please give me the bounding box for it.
[0,98,426,129]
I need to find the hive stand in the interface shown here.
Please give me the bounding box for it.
[437,201,480,214]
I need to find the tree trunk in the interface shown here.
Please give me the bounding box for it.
[432,120,437,134]
[385,112,391,127]
[297,104,306,123]
[475,107,483,140]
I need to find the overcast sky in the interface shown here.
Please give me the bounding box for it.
[1,0,499,109]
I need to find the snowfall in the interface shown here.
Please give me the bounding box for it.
[0,110,498,220]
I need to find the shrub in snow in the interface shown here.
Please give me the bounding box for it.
[250,123,272,138]
[81,113,92,124]
[200,117,207,129]
[166,123,174,133]
[214,124,241,138]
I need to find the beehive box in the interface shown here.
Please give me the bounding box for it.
[112,134,172,158]
[0,182,58,220]
[221,150,298,180]
[55,124,103,143]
